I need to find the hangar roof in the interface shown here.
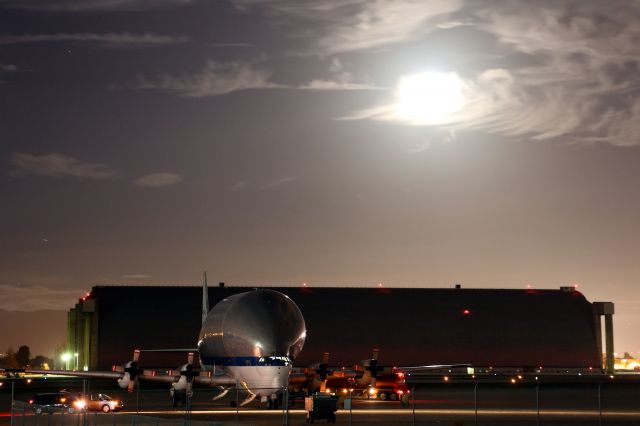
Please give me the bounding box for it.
[85,285,601,369]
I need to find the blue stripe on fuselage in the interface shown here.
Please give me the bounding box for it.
[201,356,292,367]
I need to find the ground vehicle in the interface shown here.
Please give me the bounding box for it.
[305,393,337,423]
[29,391,86,414]
[324,372,409,401]
[368,372,409,401]
[85,394,123,412]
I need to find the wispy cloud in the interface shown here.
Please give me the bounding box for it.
[133,172,182,187]
[0,0,192,11]
[0,284,84,311]
[133,60,281,97]
[0,63,18,72]
[11,153,118,179]
[299,58,380,91]
[260,176,298,189]
[0,32,188,48]
[121,274,152,279]
[132,58,377,97]
[235,0,464,55]
[230,181,247,191]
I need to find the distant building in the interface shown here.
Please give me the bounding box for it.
[67,285,614,372]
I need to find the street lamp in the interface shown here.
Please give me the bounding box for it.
[61,353,71,370]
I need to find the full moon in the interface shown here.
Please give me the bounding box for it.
[394,72,467,125]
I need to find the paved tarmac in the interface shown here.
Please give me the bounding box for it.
[1,376,639,425]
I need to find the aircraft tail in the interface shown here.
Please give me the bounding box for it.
[202,271,209,324]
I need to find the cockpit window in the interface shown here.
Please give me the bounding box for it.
[257,356,291,366]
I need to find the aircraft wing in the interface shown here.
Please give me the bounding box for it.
[2,368,122,379]
[395,364,471,372]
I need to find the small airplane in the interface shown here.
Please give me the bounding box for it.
[2,273,307,407]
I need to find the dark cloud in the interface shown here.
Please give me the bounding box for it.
[0,0,192,11]
[0,33,188,48]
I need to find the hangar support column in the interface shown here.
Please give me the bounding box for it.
[593,302,615,374]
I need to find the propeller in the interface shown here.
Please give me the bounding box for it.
[170,352,198,400]
[364,348,383,388]
[114,349,141,392]
[317,352,332,392]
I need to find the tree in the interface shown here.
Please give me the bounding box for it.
[16,345,31,367]
[31,355,52,369]
[0,347,18,369]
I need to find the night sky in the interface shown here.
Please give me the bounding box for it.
[1,1,639,356]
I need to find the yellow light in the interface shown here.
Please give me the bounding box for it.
[368,388,376,395]
[26,379,32,384]
[342,389,347,394]
[443,376,449,382]
[60,398,66,403]
[510,378,516,384]
[74,400,86,409]
[517,375,523,380]
[325,388,331,393]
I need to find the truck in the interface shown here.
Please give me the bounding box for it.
[323,371,409,401]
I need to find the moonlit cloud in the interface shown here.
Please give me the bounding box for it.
[342,0,640,146]
[133,172,183,187]
[133,61,281,97]
[0,33,188,48]
[11,153,118,179]
[299,57,379,91]
[0,284,84,311]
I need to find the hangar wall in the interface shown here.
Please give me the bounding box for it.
[67,285,606,371]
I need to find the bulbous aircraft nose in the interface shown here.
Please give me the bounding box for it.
[199,290,306,362]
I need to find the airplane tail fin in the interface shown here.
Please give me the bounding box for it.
[202,271,209,324]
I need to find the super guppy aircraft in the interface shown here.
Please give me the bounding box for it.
[4,277,307,406]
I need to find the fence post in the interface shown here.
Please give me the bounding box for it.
[536,382,540,426]
[598,382,602,426]
[235,381,239,425]
[10,380,15,426]
[474,382,478,426]
[412,386,415,426]
[349,389,352,426]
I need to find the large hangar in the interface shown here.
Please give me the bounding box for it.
[67,285,612,372]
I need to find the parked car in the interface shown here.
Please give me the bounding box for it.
[85,394,123,413]
[29,391,86,414]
